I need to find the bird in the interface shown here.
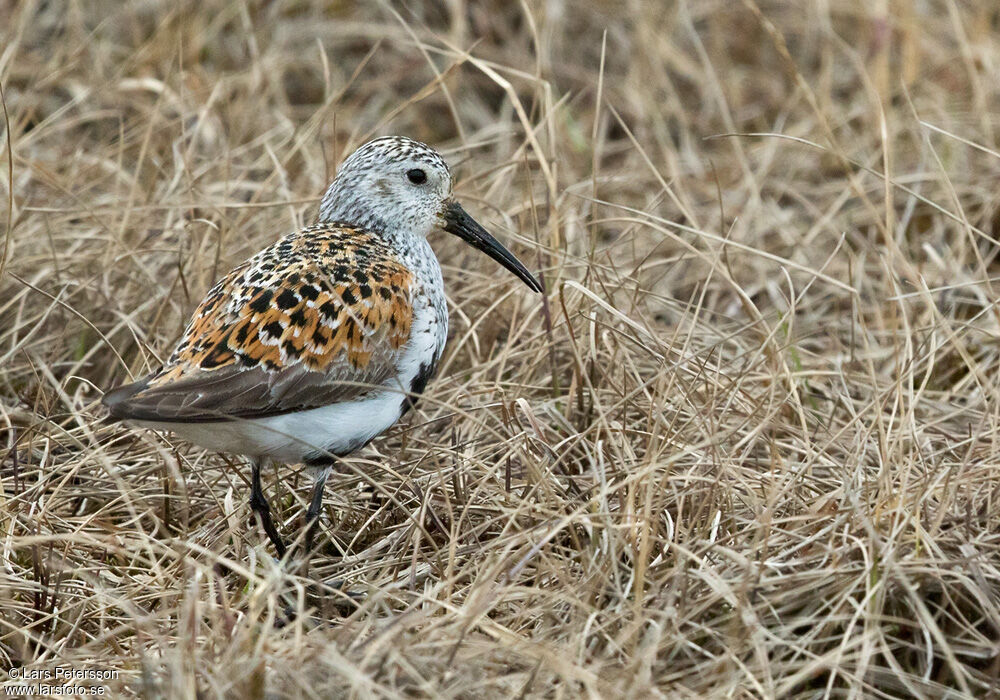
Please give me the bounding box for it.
[102,136,542,559]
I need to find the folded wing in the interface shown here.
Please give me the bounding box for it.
[103,224,414,423]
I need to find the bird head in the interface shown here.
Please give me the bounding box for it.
[319,136,541,293]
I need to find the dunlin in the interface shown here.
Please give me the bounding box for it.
[104,136,541,557]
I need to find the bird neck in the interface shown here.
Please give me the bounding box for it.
[318,182,426,254]
[319,182,382,230]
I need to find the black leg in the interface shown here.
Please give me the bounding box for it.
[304,465,332,554]
[249,457,286,558]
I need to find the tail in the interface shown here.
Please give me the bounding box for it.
[101,376,151,422]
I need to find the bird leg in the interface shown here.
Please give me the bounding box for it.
[304,464,332,554]
[249,457,287,558]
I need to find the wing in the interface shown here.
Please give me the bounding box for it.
[103,224,414,423]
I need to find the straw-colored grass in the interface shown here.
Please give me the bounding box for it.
[3,1,1000,697]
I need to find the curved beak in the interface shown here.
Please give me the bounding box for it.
[442,201,543,293]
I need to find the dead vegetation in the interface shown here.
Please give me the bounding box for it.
[3,1,1000,697]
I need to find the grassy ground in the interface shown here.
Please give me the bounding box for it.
[3,1,1000,697]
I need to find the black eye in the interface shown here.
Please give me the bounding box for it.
[406,168,427,185]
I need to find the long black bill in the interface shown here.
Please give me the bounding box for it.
[442,201,543,293]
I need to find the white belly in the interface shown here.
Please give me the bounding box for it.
[133,390,406,462]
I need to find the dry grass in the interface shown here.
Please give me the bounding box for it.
[3,1,1000,697]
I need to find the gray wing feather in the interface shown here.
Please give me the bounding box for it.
[103,358,395,423]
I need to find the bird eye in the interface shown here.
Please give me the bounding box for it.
[406,168,427,185]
